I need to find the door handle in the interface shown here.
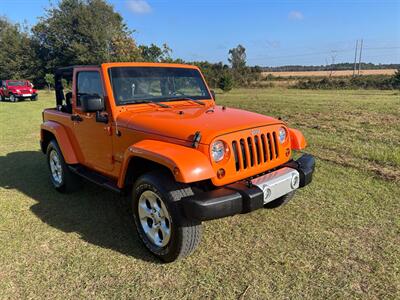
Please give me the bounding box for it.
[71,114,83,122]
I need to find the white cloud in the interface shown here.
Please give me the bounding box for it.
[127,0,152,14]
[288,11,304,21]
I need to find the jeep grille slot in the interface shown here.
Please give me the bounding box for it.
[273,131,279,158]
[232,141,240,170]
[240,139,247,169]
[232,131,280,171]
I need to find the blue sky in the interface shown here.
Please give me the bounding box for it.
[2,0,399,66]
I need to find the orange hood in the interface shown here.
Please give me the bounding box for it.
[116,104,283,145]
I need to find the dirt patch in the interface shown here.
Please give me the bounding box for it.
[314,150,400,182]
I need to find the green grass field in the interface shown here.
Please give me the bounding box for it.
[0,89,399,299]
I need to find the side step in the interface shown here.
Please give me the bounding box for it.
[68,165,123,194]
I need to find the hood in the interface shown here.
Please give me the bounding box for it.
[116,104,283,144]
[8,85,31,90]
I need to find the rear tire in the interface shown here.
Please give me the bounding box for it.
[46,140,81,193]
[264,191,296,209]
[132,171,202,262]
[0,94,3,101]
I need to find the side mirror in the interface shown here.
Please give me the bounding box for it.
[210,90,216,101]
[81,94,104,112]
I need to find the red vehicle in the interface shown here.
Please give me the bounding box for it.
[0,80,38,102]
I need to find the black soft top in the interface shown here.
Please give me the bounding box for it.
[55,65,99,75]
[54,65,99,105]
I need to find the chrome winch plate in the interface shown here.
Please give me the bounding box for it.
[251,167,300,204]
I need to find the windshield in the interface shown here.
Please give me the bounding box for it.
[7,80,27,87]
[109,67,211,105]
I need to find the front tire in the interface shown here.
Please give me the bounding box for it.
[132,172,202,262]
[31,95,38,101]
[46,140,81,193]
[9,94,16,102]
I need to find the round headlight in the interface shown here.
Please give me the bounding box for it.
[211,140,226,162]
[16,89,21,93]
[278,127,287,144]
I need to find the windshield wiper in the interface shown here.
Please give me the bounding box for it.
[166,97,205,106]
[122,99,171,108]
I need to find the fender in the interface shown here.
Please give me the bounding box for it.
[288,128,307,150]
[118,140,215,187]
[41,121,78,164]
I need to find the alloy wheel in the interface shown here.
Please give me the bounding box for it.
[49,149,63,185]
[137,190,172,247]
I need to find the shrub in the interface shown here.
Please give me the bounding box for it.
[392,69,400,89]
[218,74,234,92]
[293,75,395,90]
[44,73,54,91]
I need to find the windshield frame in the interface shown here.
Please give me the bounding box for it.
[107,66,212,106]
[7,80,28,87]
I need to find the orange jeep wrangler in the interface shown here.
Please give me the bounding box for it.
[40,63,315,262]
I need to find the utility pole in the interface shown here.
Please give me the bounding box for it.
[358,39,363,75]
[353,40,358,76]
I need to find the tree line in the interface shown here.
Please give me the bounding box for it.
[0,0,259,91]
[293,73,400,90]
[1,0,397,91]
[262,63,400,72]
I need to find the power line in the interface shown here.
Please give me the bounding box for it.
[365,46,400,50]
[247,46,400,61]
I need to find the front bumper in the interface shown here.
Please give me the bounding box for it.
[181,154,315,221]
[15,93,37,99]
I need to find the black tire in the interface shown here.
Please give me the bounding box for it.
[9,94,16,102]
[132,171,202,262]
[46,140,81,193]
[264,191,296,209]
[0,94,3,101]
[31,96,38,101]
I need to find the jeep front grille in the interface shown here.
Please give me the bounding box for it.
[231,131,279,171]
